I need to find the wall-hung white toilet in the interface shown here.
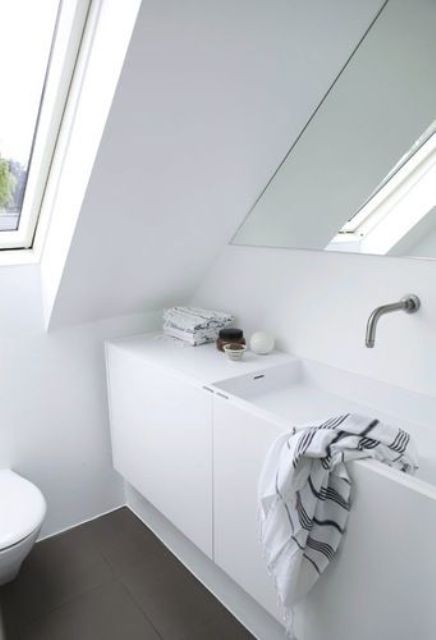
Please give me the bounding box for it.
[0,470,46,586]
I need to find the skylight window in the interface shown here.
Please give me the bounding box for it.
[327,121,436,255]
[0,1,90,250]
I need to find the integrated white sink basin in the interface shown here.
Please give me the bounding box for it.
[215,361,365,423]
[214,358,436,486]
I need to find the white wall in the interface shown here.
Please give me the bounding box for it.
[192,245,436,398]
[0,263,160,537]
[48,0,383,328]
[39,0,142,328]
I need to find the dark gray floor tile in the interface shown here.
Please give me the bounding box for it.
[0,508,255,640]
[88,508,177,576]
[184,610,256,639]
[19,581,161,640]
[0,524,113,630]
[119,559,228,640]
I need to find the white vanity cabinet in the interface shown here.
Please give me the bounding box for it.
[106,334,436,640]
[106,343,213,557]
[105,333,296,631]
[212,395,282,621]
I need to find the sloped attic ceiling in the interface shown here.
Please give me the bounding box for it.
[47,0,384,329]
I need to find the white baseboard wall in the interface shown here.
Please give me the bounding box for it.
[38,502,126,542]
[126,483,285,640]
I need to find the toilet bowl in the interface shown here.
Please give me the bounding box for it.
[0,470,46,586]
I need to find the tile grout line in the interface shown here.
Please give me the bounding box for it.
[3,524,117,633]
[17,577,115,635]
[2,509,253,639]
[94,526,166,640]
[96,510,254,640]
[114,575,166,640]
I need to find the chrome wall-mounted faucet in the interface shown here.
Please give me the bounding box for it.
[365,294,421,348]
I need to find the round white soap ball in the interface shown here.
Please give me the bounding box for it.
[250,331,275,355]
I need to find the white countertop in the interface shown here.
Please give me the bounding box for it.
[106,331,296,385]
[106,331,436,489]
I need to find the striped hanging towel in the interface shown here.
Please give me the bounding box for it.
[258,414,418,637]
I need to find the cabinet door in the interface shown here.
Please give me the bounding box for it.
[106,346,212,557]
[213,396,282,620]
[295,462,436,640]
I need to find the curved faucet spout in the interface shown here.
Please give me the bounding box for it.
[365,294,420,348]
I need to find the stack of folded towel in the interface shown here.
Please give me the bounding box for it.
[163,306,233,345]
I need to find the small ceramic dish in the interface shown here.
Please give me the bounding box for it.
[223,343,247,361]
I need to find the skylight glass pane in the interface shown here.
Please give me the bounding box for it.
[0,0,60,232]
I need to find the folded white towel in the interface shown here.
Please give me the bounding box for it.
[258,414,418,637]
[163,326,212,346]
[164,306,232,330]
[163,306,233,345]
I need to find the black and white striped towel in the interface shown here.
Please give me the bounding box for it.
[258,414,418,634]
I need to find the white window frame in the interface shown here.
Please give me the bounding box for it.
[327,127,436,255]
[0,0,91,251]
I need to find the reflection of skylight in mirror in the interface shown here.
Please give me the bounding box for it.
[375,120,436,196]
[327,120,436,255]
